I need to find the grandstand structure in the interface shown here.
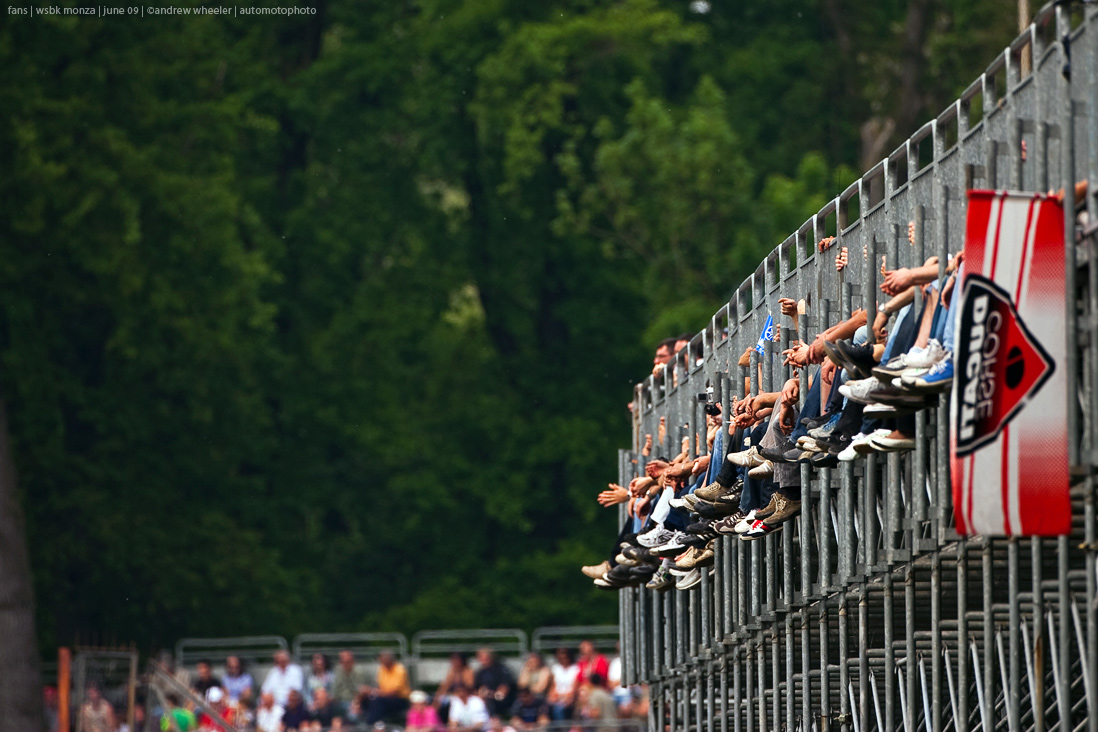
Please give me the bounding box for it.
[171,626,621,689]
[617,2,1098,732]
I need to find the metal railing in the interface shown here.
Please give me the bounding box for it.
[619,3,1098,732]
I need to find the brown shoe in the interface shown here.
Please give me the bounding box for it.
[669,547,700,572]
[754,492,782,521]
[693,541,716,567]
[582,560,611,579]
[695,481,735,502]
[761,493,802,527]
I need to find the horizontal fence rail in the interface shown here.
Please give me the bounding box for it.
[619,3,1098,732]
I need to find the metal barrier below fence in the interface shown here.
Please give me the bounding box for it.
[618,3,1098,732]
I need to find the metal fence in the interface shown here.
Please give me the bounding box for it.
[619,3,1098,732]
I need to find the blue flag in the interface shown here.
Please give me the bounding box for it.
[755,314,774,354]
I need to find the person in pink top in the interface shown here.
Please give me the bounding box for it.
[575,641,609,686]
[406,690,441,732]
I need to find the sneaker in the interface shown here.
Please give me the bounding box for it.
[726,446,767,468]
[810,451,839,467]
[739,517,773,541]
[747,460,774,478]
[754,493,782,521]
[675,568,703,590]
[695,481,736,502]
[594,577,623,590]
[797,437,823,452]
[733,510,759,534]
[902,357,953,392]
[628,565,657,581]
[582,560,611,579]
[713,480,744,504]
[783,447,816,462]
[869,431,916,451]
[694,498,741,519]
[645,565,674,591]
[693,541,716,567]
[637,525,674,548]
[837,428,892,461]
[605,564,635,583]
[872,340,946,379]
[651,530,692,557]
[822,340,877,379]
[685,518,718,536]
[800,411,841,430]
[762,493,801,526]
[669,546,701,572]
[807,414,841,440]
[622,545,657,564]
[712,511,747,535]
[838,376,884,404]
[614,552,638,567]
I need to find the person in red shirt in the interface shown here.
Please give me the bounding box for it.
[575,641,609,686]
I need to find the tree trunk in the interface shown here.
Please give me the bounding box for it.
[0,397,43,731]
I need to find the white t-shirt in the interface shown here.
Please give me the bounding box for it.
[256,705,284,732]
[261,664,305,706]
[448,695,489,729]
[550,663,580,697]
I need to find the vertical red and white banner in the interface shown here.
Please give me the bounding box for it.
[950,190,1071,536]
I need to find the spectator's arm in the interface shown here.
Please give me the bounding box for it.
[873,287,915,341]
[880,257,941,296]
[597,484,629,507]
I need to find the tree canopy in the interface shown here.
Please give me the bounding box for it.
[0,0,1020,652]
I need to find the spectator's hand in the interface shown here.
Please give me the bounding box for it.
[873,310,888,342]
[908,221,916,245]
[635,494,652,517]
[808,334,827,364]
[642,433,653,456]
[738,347,754,367]
[817,236,836,252]
[781,377,799,406]
[880,267,915,296]
[779,298,799,318]
[778,402,796,435]
[691,456,711,476]
[598,484,629,507]
[658,416,666,445]
[942,274,957,306]
[821,358,837,389]
[835,246,849,272]
[644,459,669,478]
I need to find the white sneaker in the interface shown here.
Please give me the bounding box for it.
[726,446,766,468]
[905,339,946,369]
[651,530,691,556]
[675,568,702,590]
[637,525,673,548]
[837,429,890,461]
[838,376,883,404]
[747,460,774,478]
[733,510,758,534]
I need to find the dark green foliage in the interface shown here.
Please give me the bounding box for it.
[0,0,1020,650]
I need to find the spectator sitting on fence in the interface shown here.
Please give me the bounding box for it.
[333,650,369,719]
[192,660,222,698]
[198,687,234,730]
[282,689,312,730]
[474,648,517,717]
[546,648,579,721]
[447,684,489,732]
[262,650,305,707]
[309,689,340,730]
[222,656,254,705]
[160,694,196,732]
[509,687,549,731]
[516,652,551,698]
[364,650,411,724]
[255,693,284,732]
[305,653,333,708]
[82,684,116,732]
[406,690,441,732]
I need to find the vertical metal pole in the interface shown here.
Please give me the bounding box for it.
[1008,538,1022,732]
[982,540,995,731]
[885,572,896,732]
[958,540,969,732]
